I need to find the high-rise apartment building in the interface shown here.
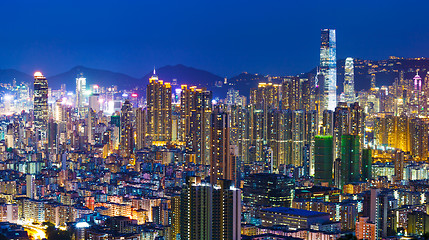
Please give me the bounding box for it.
[146,71,172,143]
[135,107,146,151]
[179,177,241,240]
[120,100,134,158]
[314,135,333,186]
[210,107,235,184]
[340,135,360,189]
[320,29,337,111]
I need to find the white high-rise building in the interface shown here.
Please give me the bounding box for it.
[76,73,87,117]
[344,57,355,104]
[320,29,337,111]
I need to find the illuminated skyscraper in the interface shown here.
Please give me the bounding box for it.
[135,107,146,151]
[146,70,172,142]
[320,29,337,111]
[210,107,234,184]
[344,57,355,104]
[120,100,134,158]
[33,71,49,141]
[76,73,87,117]
[189,89,212,165]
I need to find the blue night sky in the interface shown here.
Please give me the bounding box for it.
[0,0,428,77]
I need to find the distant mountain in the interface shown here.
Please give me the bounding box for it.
[48,66,139,90]
[227,72,278,96]
[0,69,32,84]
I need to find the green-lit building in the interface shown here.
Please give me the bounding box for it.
[340,135,360,188]
[361,148,372,181]
[314,135,333,186]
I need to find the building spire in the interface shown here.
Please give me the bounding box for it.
[153,66,156,75]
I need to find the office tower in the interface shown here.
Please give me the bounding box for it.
[340,135,360,189]
[320,29,337,111]
[411,72,422,115]
[76,73,87,117]
[361,148,372,181]
[212,179,241,240]
[146,70,172,142]
[120,100,134,158]
[315,70,325,122]
[314,135,333,186]
[26,174,36,199]
[189,89,213,165]
[344,57,355,104]
[210,107,234,184]
[135,108,146,151]
[33,71,49,141]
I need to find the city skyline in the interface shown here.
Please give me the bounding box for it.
[1,1,429,240]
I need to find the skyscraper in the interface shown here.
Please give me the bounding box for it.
[340,134,360,189]
[33,71,49,142]
[320,29,337,111]
[146,70,172,143]
[210,107,235,185]
[76,73,87,117]
[135,107,146,151]
[120,100,134,158]
[179,177,241,240]
[344,57,355,104]
[314,135,334,186]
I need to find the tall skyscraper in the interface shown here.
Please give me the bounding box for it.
[189,89,212,165]
[146,70,172,143]
[320,29,337,111]
[344,57,355,104]
[210,107,234,184]
[33,71,49,142]
[135,107,146,151]
[76,73,87,117]
[120,100,134,158]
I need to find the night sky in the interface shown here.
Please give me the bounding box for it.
[1,0,428,78]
